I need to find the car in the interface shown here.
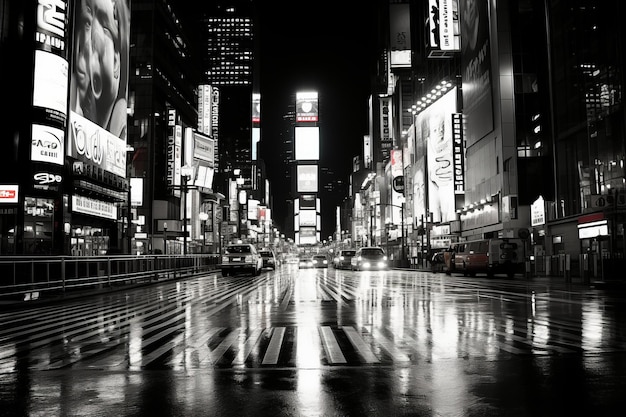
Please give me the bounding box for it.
[333,249,356,269]
[298,256,313,269]
[259,249,277,270]
[351,246,388,271]
[311,254,329,268]
[221,243,262,277]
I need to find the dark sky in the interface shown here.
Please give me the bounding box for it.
[256,3,378,239]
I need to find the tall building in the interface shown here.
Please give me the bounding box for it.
[353,0,625,277]
[127,0,203,255]
[197,1,274,246]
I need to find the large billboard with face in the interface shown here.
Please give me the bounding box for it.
[415,87,457,223]
[295,127,320,161]
[67,0,131,177]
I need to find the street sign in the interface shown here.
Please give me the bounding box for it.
[392,176,404,194]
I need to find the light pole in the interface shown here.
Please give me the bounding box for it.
[181,165,193,256]
[163,222,168,254]
[199,212,209,253]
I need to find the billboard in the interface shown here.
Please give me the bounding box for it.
[299,209,317,227]
[297,165,318,193]
[295,126,320,160]
[460,0,493,146]
[67,0,130,177]
[252,93,261,123]
[296,91,318,122]
[429,0,461,51]
[415,87,457,223]
[389,3,411,68]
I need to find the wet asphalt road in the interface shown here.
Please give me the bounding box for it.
[1,265,625,416]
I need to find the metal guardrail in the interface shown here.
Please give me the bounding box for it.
[0,254,220,302]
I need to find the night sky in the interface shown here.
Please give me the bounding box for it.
[256,3,378,239]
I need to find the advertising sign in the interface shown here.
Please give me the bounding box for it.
[296,91,318,122]
[72,195,117,220]
[0,186,19,204]
[299,209,317,227]
[416,87,457,223]
[452,113,465,193]
[68,0,131,172]
[389,3,411,68]
[295,127,320,160]
[461,0,494,146]
[252,93,261,123]
[297,165,318,193]
[31,124,64,165]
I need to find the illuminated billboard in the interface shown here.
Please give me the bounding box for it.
[252,93,261,123]
[299,209,317,227]
[415,87,458,223]
[389,3,411,68]
[67,0,131,177]
[461,0,493,146]
[429,0,461,51]
[297,164,318,193]
[298,227,317,245]
[296,91,318,122]
[295,127,320,160]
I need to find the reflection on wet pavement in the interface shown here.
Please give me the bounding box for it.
[1,267,625,415]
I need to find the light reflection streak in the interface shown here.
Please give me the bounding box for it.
[297,369,322,416]
[582,299,604,351]
[127,320,142,370]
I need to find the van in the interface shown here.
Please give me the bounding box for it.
[448,238,523,278]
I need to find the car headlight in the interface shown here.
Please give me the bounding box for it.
[222,256,228,263]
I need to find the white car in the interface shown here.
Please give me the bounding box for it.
[221,244,262,276]
[351,247,388,271]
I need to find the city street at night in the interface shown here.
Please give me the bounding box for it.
[1,265,625,416]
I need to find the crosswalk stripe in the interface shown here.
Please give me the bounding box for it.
[319,326,346,364]
[204,328,239,365]
[343,326,379,363]
[371,329,411,362]
[232,328,264,365]
[262,327,285,365]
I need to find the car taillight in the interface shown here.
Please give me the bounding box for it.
[245,255,253,262]
[222,256,228,263]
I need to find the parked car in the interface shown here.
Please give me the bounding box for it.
[351,246,388,271]
[259,249,277,270]
[449,238,523,278]
[333,249,356,269]
[221,243,262,277]
[311,254,329,268]
[298,256,313,269]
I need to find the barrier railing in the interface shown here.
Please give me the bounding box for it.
[0,254,220,302]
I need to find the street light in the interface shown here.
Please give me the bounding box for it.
[198,212,209,253]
